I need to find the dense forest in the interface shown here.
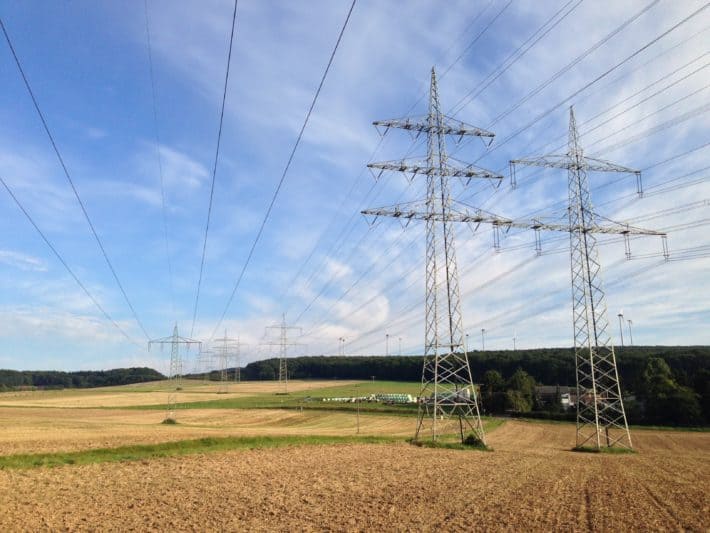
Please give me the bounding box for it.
[238,346,709,426]
[0,367,164,390]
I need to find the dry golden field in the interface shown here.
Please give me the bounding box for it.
[0,381,707,531]
[0,407,411,455]
[0,379,358,408]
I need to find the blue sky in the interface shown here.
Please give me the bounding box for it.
[0,0,708,372]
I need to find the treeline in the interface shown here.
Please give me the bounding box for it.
[240,346,709,389]
[0,367,164,390]
[239,346,709,426]
[479,360,707,427]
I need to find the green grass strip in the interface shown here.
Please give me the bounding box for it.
[0,434,398,470]
[409,438,492,452]
[571,445,636,454]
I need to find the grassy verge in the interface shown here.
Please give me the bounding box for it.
[571,445,636,454]
[409,439,492,451]
[0,434,399,470]
[407,418,504,451]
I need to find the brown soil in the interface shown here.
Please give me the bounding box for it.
[0,420,707,531]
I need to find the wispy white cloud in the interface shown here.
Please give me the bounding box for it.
[0,250,47,272]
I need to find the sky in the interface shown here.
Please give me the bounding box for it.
[0,0,708,373]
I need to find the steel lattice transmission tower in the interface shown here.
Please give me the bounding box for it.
[510,107,668,450]
[194,346,216,383]
[262,315,303,394]
[213,331,243,393]
[148,324,201,422]
[363,68,505,444]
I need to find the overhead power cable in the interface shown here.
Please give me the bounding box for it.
[191,0,239,337]
[448,0,584,115]
[474,2,710,163]
[210,0,358,339]
[297,90,705,336]
[0,175,140,347]
[143,0,176,320]
[278,0,515,312]
[1,17,151,341]
[281,1,569,319]
[484,0,661,124]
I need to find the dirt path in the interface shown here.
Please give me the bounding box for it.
[0,420,706,531]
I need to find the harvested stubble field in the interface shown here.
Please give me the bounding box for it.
[0,382,707,531]
[0,407,412,455]
[0,379,359,408]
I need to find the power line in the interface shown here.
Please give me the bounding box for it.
[285,1,584,326]
[291,5,708,329]
[484,0,662,125]
[143,0,176,320]
[448,0,585,115]
[277,0,513,313]
[307,7,709,356]
[454,2,709,166]
[1,17,151,341]
[297,101,704,338]
[0,175,140,347]
[328,111,706,352]
[191,0,239,337]
[210,0,358,339]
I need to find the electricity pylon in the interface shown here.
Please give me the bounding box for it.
[510,107,668,450]
[194,347,216,383]
[213,331,243,393]
[148,324,201,422]
[363,68,505,445]
[262,314,303,394]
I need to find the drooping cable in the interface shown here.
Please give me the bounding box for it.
[0,175,140,347]
[210,0,358,339]
[190,0,239,337]
[1,17,151,341]
[143,0,177,321]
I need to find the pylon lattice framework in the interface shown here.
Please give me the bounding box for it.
[194,347,216,382]
[510,107,668,450]
[262,314,303,394]
[363,68,505,444]
[148,324,201,422]
[212,331,243,393]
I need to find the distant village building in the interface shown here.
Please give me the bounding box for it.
[535,385,576,409]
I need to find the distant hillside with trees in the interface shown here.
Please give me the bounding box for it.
[238,346,709,426]
[0,367,164,391]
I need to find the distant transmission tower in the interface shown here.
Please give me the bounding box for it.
[213,331,243,393]
[263,314,303,394]
[148,324,201,422]
[510,107,668,450]
[194,347,216,383]
[363,68,505,445]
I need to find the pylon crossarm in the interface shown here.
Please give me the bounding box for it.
[361,202,514,226]
[367,159,503,180]
[527,221,665,236]
[511,154,571,170]
[373,115,495,138]
[581,156,640,174]
[511,154,640,175]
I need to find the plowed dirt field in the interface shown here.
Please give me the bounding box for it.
[0,420,707,531]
